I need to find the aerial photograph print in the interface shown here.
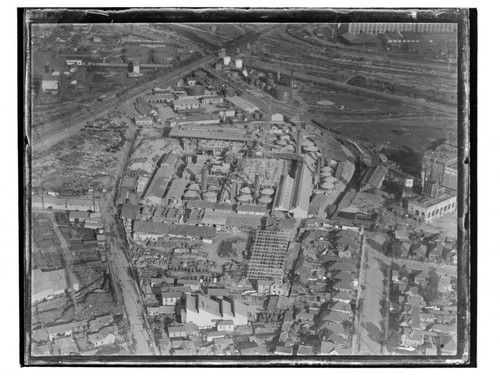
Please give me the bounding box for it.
[22,8,473,367]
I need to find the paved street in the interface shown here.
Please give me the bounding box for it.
[100,199,158,355]
[358,246,390,355]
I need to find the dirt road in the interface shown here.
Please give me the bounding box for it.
[357,246,390,355]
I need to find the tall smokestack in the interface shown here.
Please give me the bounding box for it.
[296,127,302,154]
[254,175,260,199]
[201,168,208,191]
[277,71,281,81]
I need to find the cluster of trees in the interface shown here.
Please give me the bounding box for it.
[218,238,246,258]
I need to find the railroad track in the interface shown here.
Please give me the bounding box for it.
[31,55,216,151]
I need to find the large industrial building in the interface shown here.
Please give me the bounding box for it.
[143,165,176,205]
[181,294,248,329]
[421,141,458,191]
[247,230,290,282]
[407,193,456,223]
[132,221,217,243]
[339,23,457,35]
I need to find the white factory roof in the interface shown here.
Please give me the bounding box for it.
[225,96,259,113]
[274,175,295,212]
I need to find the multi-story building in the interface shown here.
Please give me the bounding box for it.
[407,193,456,223]
[421,141,458,190]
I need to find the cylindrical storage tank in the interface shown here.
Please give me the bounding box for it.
[322,176,336,183]
[187,85,205,96]
[183,190,199,200]
[261,188,274,196]
[124,46,151,64]
[305,146,319,153]
[321,166,333,173]
[321,182,335,190]
[274,85,292,101]
[301,139,314,147]
[320,171,332,178]
[235,58,243,69]
[151,47,177,64]
[188,183,200,191]
[240,187,251,195]
[237,194,252,202]
[204,191,218,203]
[223,56,231,65]
[208,185,219,191]
[258,196,273,205]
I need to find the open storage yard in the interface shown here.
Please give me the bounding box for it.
[32,115,134,194]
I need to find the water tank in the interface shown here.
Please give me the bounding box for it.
[204,191,218,203]
[235,58,243,69]
[321,182,335,190]
[223,56,231,65]
[183,190,199,200]
[187,85,205,96]
[124,46,151,64]
[237,194,252,202]
[151,47,177,64]
[322,176,336,183]
[274,85,292,101]
[261,188,275,196]
[240,187,252,195]
[258,196,273,205]
[305,146,319,153]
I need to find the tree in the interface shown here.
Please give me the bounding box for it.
[341,319,355,344]
[387,328,401,349]
[422,268,440,304]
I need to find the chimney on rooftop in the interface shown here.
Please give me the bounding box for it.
[254,175,261,200]
[201,168,208,191]
[296,127,302,154]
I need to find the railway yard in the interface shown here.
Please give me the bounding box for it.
[28,22,461,360]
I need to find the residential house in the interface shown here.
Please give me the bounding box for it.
[414,269,429,285]
[177,279,200,291]
[330,301,353,315]
[400,328,424,349]
[438,275,453,293]
[274,346,293,355]
[332,291,353,304]
[216,320,235,332]
[167,323,199,339]
[52,337,79,355]
[87,325,118,348]
[162,291,183,306]
[320,310,351,324]
[257,279,274,294]
[88,315,114,333]
[46,321,87,340]
[135,116,153,126]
